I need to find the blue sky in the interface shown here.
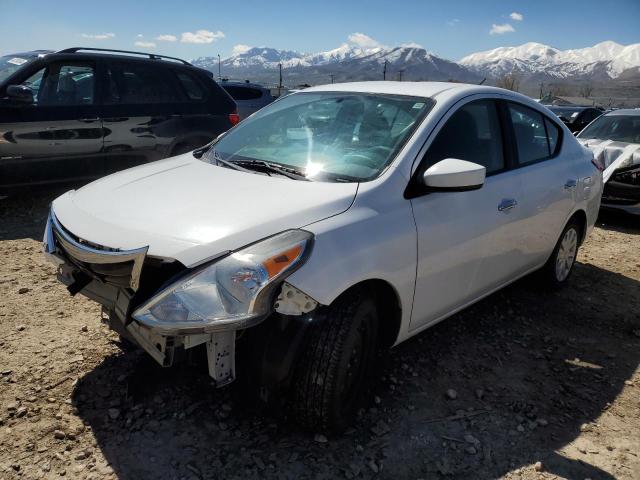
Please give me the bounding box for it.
[1,0,639,60]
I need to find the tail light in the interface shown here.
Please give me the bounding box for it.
[229,111,240,126]
[591,155,605,172]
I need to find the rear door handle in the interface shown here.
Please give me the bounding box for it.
[78,117,100,123]
[498,198,518,212]
[564,179,577,190]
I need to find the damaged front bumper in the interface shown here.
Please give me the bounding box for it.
[580,139,640,214]
[44,212,242,386]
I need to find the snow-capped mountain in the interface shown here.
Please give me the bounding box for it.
[191,40,640,86]
[460,41,640,79]
[192,44,480,84]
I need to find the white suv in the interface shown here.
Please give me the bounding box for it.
[44,82,603,432]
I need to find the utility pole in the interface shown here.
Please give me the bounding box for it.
[329,73,335,84]
[383,60,388,80]
[217,54,221,80]
[398,69,405,81]
[539,82,544,100]
[278,63,283,96]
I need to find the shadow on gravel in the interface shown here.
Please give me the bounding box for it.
[597,208,640,234]
[0,187,70,241]
[72,261,640,479]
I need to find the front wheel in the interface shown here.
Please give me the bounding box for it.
[291,288,379,433]
[539,220,581,288]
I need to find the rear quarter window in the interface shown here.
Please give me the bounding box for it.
[175,70,207,101]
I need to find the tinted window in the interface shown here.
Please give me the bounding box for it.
[508,103,552,165]
[223,85,262,101]
[106,61,183,104]
[545,118,560,154]
[425,100,504,174]
[33,63,95,106]
[175,71,206,101]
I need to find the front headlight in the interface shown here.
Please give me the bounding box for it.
[133,230,313,334]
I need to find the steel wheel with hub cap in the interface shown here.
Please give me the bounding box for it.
[539,219,583,288]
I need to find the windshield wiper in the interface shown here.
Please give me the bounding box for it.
[231,160,310,181]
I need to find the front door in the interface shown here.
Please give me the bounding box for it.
[0,60,104,190]
[409,98,528,330]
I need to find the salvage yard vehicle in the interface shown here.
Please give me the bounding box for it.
[44,81,603,432]
[0,48,238,195]
[546,105,603,134]
[577,109,640,215]
[220,80,275,120]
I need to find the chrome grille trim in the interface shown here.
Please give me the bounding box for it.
[46,209,148,291]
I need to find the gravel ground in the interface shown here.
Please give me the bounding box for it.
[0,190,639,480]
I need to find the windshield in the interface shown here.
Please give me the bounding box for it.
[0,54,36,83]
[203,92,433,182]
[547,107,583,122]
[578,114,640,144]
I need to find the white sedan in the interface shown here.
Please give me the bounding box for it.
[44,81,603,432]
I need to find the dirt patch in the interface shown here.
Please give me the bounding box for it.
[1,191,639,480]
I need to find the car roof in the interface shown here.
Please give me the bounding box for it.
[603,108,640,116]
[304,81,517,100]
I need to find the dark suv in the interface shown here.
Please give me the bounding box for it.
[0,48,238,195]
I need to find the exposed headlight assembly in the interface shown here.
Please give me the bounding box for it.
[133,230,313,335]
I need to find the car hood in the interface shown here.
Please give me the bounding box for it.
[52,154,358,267]
[578,138,640,182]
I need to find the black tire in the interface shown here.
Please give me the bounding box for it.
[538,219,582,289]
[291,288,379,433]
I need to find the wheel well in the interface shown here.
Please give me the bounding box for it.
[567,209,587,244]
[337,279,402,350]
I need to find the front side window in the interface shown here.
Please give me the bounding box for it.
[29,62,95,106]
[508,103,554,165]
[204,92,433,182]
[106,61,183,104]
[578,115,640,144]
[424,100,505,174]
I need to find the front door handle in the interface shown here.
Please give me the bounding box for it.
[564,179,578,190]
[498,198,518,212]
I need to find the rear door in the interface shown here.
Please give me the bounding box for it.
[101,59,187,174]
[0,59,104,189]
[503,101,575,268]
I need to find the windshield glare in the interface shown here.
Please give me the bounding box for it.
[204,92,433,182]
[0,55,34,83]
[578,115,640,144]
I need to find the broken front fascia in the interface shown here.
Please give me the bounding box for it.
[112,281,320,387]
[579,139,640,183]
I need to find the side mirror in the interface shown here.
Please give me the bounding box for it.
[5,84,34,104]
[422,158,486,191]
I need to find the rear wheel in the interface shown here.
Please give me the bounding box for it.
[539,220,581,288]
[291,288,379,433]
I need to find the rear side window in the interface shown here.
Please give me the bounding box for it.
[545,118,560,154]
[508,103,559,165]
[425,100,505,174]
[223,85,263,101]
[175,71,206,101]
[106,61,183,104]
